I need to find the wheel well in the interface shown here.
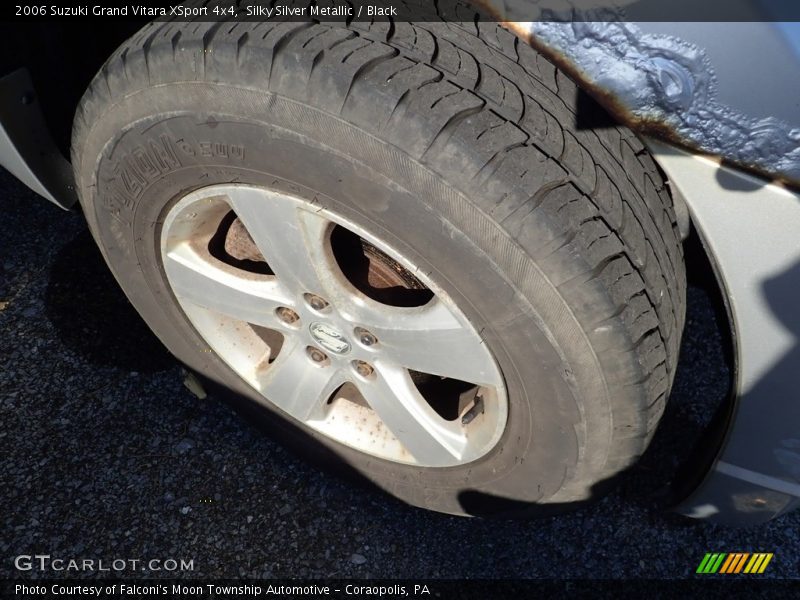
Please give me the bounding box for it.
[666,219,738,503]
[0,22,143,156]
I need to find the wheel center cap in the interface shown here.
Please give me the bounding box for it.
[309,322,351,355]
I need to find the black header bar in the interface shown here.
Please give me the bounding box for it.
[5,0,800,23]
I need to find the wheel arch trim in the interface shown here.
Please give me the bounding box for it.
[647,139,800,525]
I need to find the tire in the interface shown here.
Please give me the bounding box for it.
[72,15,686,517]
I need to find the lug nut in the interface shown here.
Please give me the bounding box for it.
[356,328,378,347]
[304,293,329,311]
[307,346,328,364]
[276,306,299,325]
[353,360,374,378]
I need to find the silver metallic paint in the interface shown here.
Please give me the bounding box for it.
[647,140,800,524]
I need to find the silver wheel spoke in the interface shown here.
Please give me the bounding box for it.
[351,298,502,386]
[164,244,291,327]
[358,362,468,466]
[256,339,344,422]
[226,187,333,296]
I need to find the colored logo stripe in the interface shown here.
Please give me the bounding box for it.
[696,552,773,574]
[721,553,748,573]
[719,553,737,573]
[697,553,726,573]
[744,553,774,574]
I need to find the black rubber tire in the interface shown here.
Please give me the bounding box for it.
[72,15,686,517]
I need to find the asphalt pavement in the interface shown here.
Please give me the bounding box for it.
[1,168,798,580]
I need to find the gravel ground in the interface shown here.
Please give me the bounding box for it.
[1,167,798,580]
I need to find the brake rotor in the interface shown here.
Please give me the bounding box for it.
[223,215,426,292]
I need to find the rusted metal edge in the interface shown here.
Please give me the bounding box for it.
[468,2,799,189]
